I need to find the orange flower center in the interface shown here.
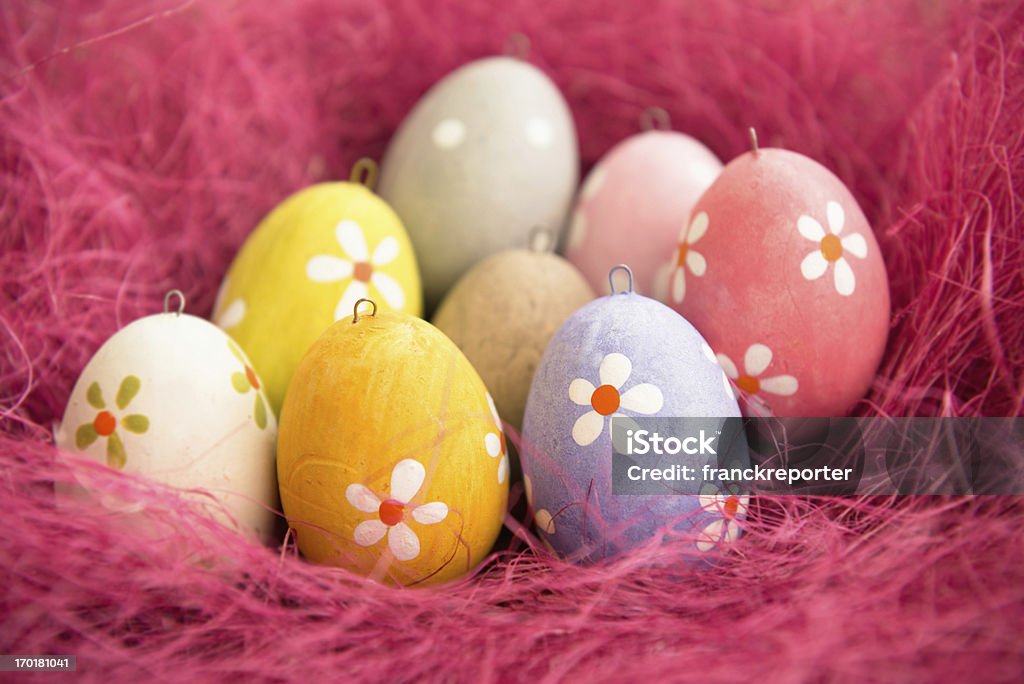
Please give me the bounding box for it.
[378,499,405,526]
[353,261,374,282]
[245,365,260,390]
[723,495,740,520]
[820,234,843,262]
[93,411,117,437]
[676,243,689,267]
[736,375,760,394]
[591,384,620,416]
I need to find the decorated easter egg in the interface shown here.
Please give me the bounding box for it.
[432,237,595,430]
[667,147,890,416]
[277,302,508,586]
[520,268,745,562]
[566,130,722,300]
[55,296,278,541]
[377,56,579,307]
[213,176,422,415]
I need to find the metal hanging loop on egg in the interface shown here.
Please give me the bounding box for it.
[504,32,531,60]
[528,226,556,253]
[640,107,672,132]
[748,127,759,156]
[163,289,186,316]
[350,158,379,191]
[352,298,378,324]
[608,264,634,295]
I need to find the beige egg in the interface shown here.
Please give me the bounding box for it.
[432,246,594,430]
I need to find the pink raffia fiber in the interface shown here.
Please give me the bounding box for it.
[2,1,1023,681]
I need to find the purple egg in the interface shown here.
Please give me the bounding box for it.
[520,281,745,562]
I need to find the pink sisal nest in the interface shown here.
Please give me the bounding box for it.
[2,0,1023,681]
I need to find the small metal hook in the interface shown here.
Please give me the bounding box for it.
[504,32,531,60]
[748,127,759,155]
[608,264,634,295]
[163,289,185,316]
[350,158,379,191]
[528,226,555,253]
[352,298,377,324]
[640,107,671,132]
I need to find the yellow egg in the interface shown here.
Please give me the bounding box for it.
[277,306,507,586]
[214,181,422,415]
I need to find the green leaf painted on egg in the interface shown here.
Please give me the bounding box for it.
[122,414,149,434]
[107,432,126,470]
[231,371,250,394]
[254,394,267,430]
[75,423,98,449]
[86,382,105,410]
[116,375,141,410]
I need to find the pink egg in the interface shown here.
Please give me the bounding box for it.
[668,148,890,416]
[565,131,722,300]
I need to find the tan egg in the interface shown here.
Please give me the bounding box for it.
[432,242,594,430]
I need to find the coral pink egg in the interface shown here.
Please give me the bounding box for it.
[668,148,890,416]
[565,131,722,300]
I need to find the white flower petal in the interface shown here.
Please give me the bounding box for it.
[567,211,586,251]
[371,236,399,266]
[336,219,369,262]
[334,280,368,321]
[525,116,554,148]
[411,501,448,525]
[215,298,246,330]
[581,165,606,201]
[390,458,425,504]
[370,271,406,309]
[535,508,556,534]
[716,353,739,379]
[800,251,829,281]
[485,432,502,457]
[686,211,709,244]
[569,378,595,405]
[523,474,533,503]
[307,255,353,283]
[760,375,798,397]
[723,520,741,544]
[696,519,725,552]
[497,454,508,484]
[797,215,826,242]
[735,495,750,519]
[686,250,706,277]
[572,410,604,447]
[834,257,856,296]
[841,233,868,259]
[388,523,420,561]
[619,383,664,415]
[346,483,381,513]
[599,353,632,389]
[486,392,500,423]
[353,519,387,547]
[826,201,845,235]
[671,267,686,304]
[432,118,466,149]
[744,343,773,377]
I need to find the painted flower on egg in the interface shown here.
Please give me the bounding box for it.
[227,340,268,430]
[524,475,556,537]
[797,201,868,296]
[213,277,246,330]
[306,219,407,320]
[345,459,449,562]
[701,342,736,400]
[484,393,509,484]
[696,483,748,551]
[74,376,149,469]
[568,352,664,447]
[716,343,798,415]
[670,211,709,304]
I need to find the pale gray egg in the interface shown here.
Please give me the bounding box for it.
[378,56,579,307]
